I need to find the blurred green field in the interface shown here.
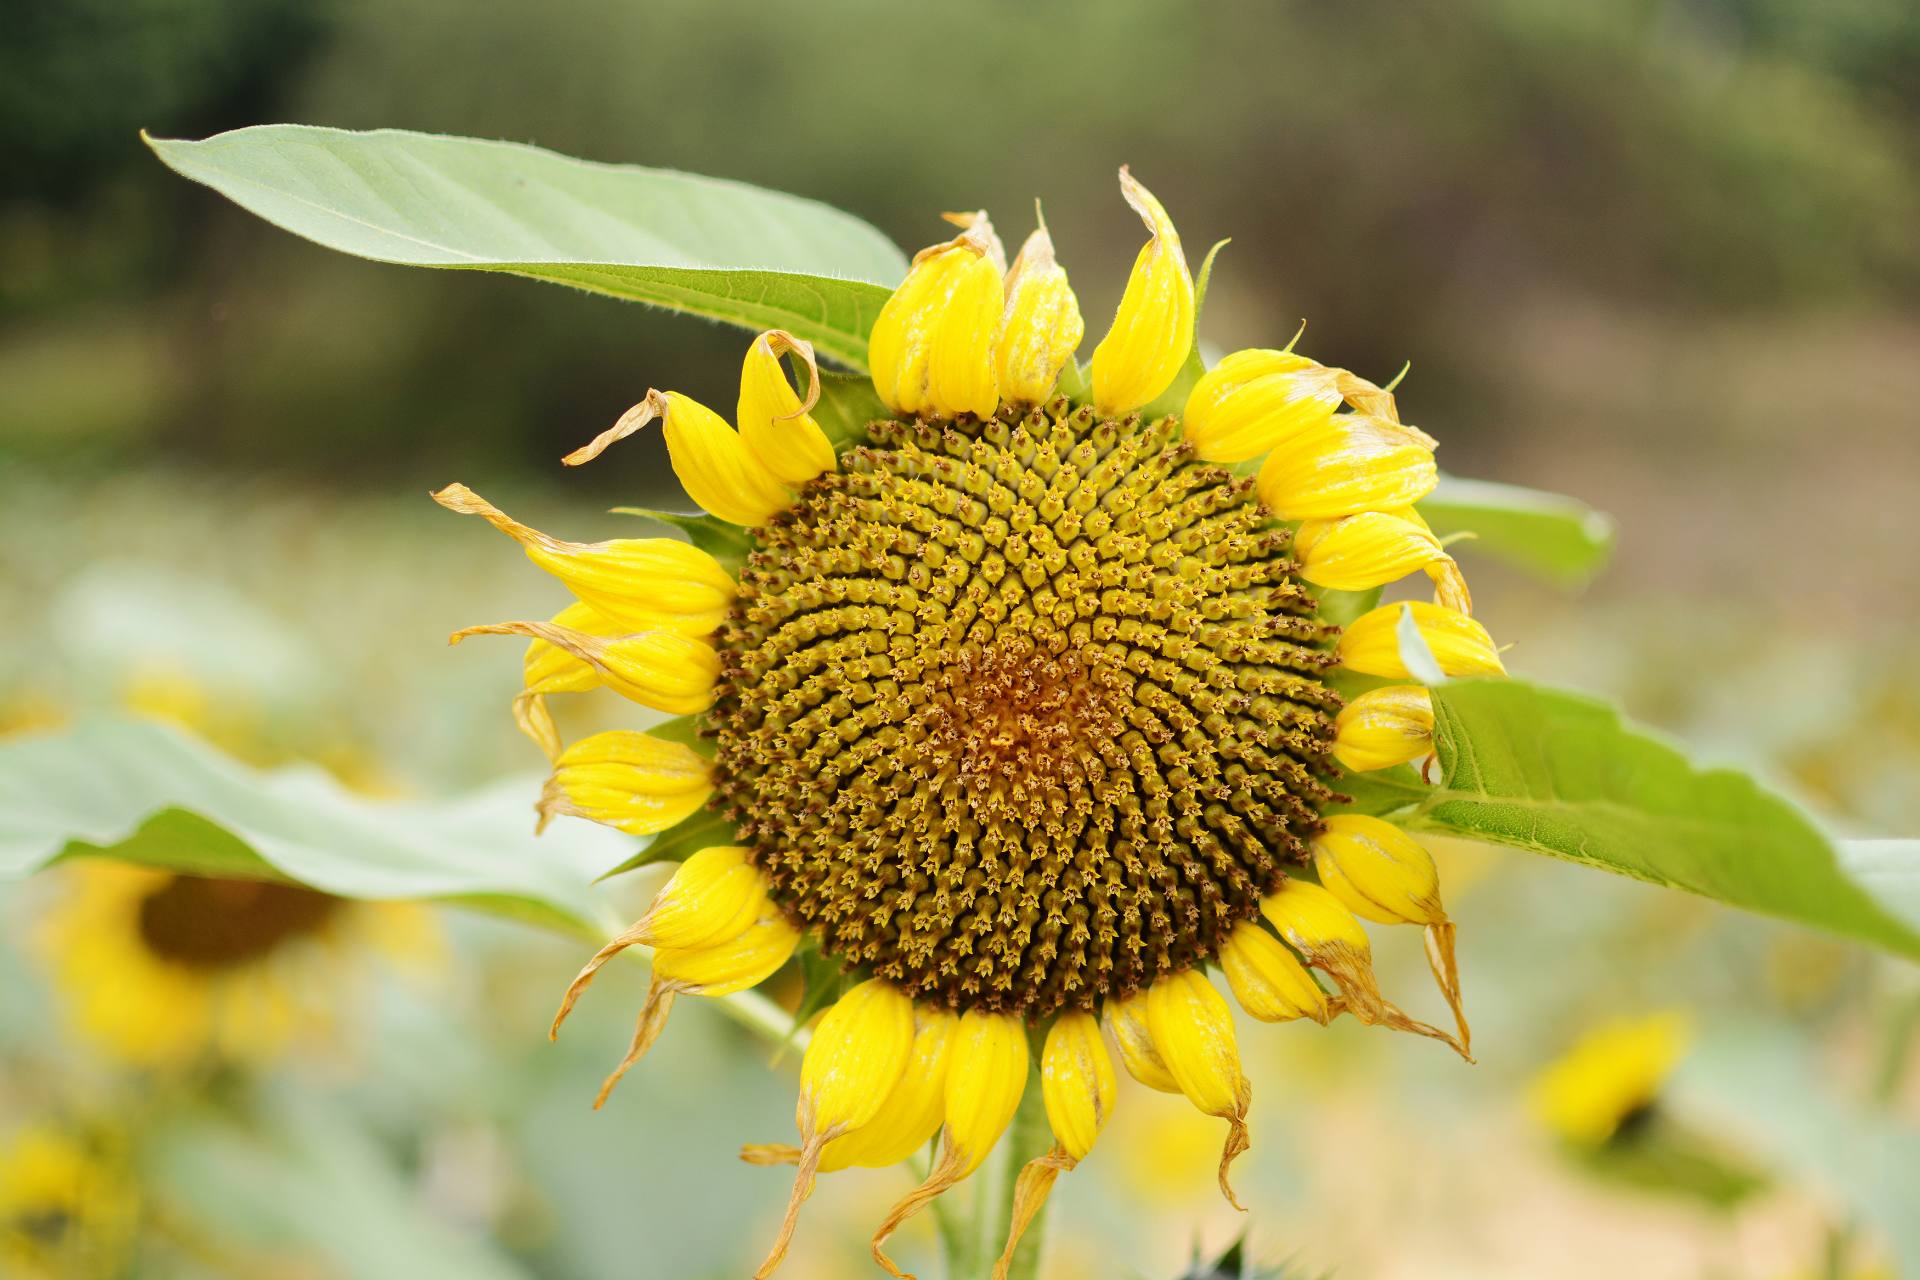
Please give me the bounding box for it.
[3,2,1918,1277]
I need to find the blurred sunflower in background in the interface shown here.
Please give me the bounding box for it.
[34,862,433,1070]
[14,665,439,1072]
[0,1123,135,1280]
[438,168,1507,1276]
[1530,1010,1693,1149]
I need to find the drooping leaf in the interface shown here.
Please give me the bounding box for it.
[0,717,623,938]
[1417,474,1616,586]
[1355,679,1920,959]
[145,125,908,369]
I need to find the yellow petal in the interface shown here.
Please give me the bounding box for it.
[1261,878,1466,1058]
[737,330,837,488]
[1091,168,1193,417]
[1040,1009,1115,1162]
[1104,989,1181,1093]
[1255,413,1439,521]
[1332,684,1434,772]
[430,484,735,634]
[1293,508,1452,595]
[992,1009,1109,1280]
[820,1005,958,1171]
[1312,815,1442,927]
[1144,969,1252,1210]
[1181,349,1342,463]
[1314,816,1470,1052]
[1219,921,1335,1025]
[449,620,720,716]
[555,902,798,1111]
[654,909,800,997]
[868,212,1003,420]
[537,729,713,837]
[996,225,1084,405]
[940,1009,1030,1178]
[756,979,919,1277]
[1337,600,1504,679]
[562,390,792,527]
[870,1009,1028,1279]
[515,600,621,757]
[636,846,767,950]
[800,979,918,1139]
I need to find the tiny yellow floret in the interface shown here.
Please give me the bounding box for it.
[1091,168,1193,416]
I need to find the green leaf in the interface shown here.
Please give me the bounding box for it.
[0,717,623,939]
[1416,474,1616,587]
[1373,679,1920,958]
[593,806,737,883]
[151,1090,534,1280]
[145,125,907,369]
[812,368,890,452]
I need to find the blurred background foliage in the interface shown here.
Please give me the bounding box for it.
[3,0,1918,1277]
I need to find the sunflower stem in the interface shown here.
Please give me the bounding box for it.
[983,1075,1052,1280]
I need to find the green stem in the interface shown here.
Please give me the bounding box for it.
[1870,989,1920,1106]
[931,1155,974,1279]
[933,1072,1051,1280]
[994,1082,1054,1280]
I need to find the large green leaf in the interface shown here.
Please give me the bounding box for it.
[0,716,623,938]
[1417,474,1616,586]
[145,125,907,369]
[1346,679,1920,959]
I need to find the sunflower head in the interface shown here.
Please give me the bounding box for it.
[438,168,1502,1275]
[36,862,431,1069]
[0,1124,134,1280]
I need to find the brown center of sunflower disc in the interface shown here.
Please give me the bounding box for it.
[137,875,340,969]
[709,402,1343,1017]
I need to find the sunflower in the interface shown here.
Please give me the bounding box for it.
[0,1124,134,1280]
[436,169,1505,1277]
[1529,1011,1692,1148]
[35,861,434,1070]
